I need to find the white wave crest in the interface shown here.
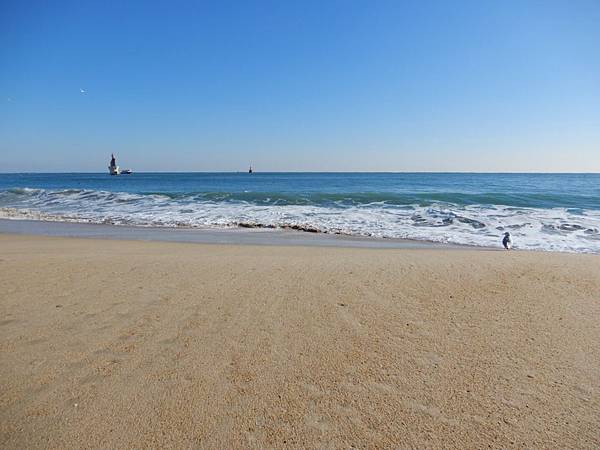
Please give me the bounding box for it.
[1,188,599,253]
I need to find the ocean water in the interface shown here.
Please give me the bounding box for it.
[1,172,599,253]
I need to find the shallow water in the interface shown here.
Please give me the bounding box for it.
[1,172,599,253]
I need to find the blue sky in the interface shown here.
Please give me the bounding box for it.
[1,0,599,172]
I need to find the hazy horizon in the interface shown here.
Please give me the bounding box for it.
[1,1,599,172]
[2,170,600,175]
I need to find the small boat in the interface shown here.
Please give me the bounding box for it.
[108,154,132,175]
[248,164,253,174]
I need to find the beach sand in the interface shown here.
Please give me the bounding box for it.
[1,234,599,449]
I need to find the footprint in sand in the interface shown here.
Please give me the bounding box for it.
[304,410,331,433]
[404,399,459,426]
[0,319,17,326]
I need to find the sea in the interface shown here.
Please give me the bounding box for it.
[1,172,599,253]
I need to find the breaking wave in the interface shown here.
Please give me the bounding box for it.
[1,187,599,253]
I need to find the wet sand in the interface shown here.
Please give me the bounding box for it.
[0,218,466,249]
[1,234,599,448]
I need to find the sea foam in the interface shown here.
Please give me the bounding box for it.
[1,187,599,253]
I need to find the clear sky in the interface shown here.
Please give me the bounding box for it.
[1,0,599,172]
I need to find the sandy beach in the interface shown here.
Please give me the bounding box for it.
[1,233,599,449]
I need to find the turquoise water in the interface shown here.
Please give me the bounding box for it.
[1,173,599,252]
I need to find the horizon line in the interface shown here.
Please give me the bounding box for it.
[1,170,600,175]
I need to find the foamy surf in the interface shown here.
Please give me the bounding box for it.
[1,185,599,253]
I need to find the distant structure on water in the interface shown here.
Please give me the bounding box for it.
[108,154,132,175]
[248,164,253,174]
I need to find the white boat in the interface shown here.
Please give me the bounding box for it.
[108,154,132,175]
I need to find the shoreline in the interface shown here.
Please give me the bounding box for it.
[0,218,475,250]
[2,172,599,254]
[1,217,598,255]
